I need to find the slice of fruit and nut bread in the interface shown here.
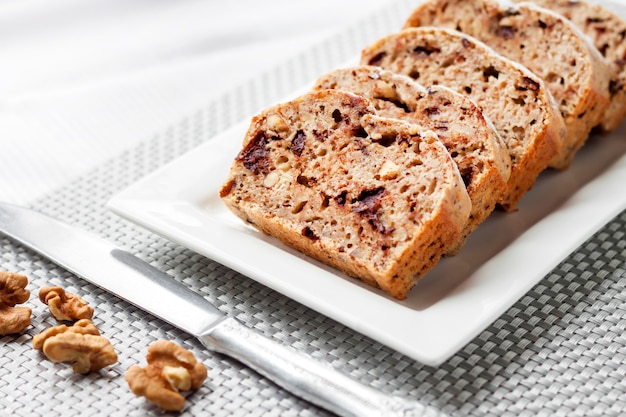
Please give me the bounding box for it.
[403,0,611,169]
[361,27,565,211]
[313,66,511,254]
[219,89,471,299]
[514,0,626,132]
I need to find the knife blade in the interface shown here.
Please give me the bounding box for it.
[0,202,433,417]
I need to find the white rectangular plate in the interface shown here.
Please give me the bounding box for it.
[109,0,626,367]
[109,115,626,366]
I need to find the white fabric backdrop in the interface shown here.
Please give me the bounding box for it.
[0,0,390,204]
[2,0,625,204]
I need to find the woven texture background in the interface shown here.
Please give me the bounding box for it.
[2,0,626,415]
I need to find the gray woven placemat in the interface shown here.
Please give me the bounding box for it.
[2,1,626,416]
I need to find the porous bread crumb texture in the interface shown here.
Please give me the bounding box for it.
[518,0,626,132]
[220,89,471,299]
[403,0,611,168]
[360,26,563,211]
[313,66,511,254]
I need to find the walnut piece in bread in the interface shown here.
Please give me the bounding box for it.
[403,0,611,169]
[361,27,565,211]
[220,89,471,299]
[314,66,511,254]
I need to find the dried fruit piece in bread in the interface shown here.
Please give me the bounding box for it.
[361,27,565,211]
[219,89,471,299]
[403,0,611,169]
[515,0,626,132]
[313,65,511,254]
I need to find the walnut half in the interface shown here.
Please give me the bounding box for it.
[0,272,32,335]
[39,286,94,321]
[33,319,118,373]
[126,340,208,411]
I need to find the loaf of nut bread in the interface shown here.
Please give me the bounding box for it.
[313,66,511,254]
[403,0,611,169]
[219,89,471,299]
[361,27,565,211]
[515,0,626,132]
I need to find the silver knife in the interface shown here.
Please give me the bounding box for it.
[0,202,436,417]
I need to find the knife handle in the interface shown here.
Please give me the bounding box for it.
[200,317,432,417]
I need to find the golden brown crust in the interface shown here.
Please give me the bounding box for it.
[403,0,611,168]
[360,26,564,211]
[220,89,471,299]
[313,65,511,254]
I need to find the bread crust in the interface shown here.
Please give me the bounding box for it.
[220,89,471,299]
[403,0,611,169]
[361,26,565,211]
[313,65,511,254]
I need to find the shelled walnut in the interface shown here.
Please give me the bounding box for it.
[0,271,32,335]
[33,319,118,373]
[39,286,94,321]
[126,340,208,411]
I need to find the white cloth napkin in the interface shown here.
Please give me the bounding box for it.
[0,0,390,204]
